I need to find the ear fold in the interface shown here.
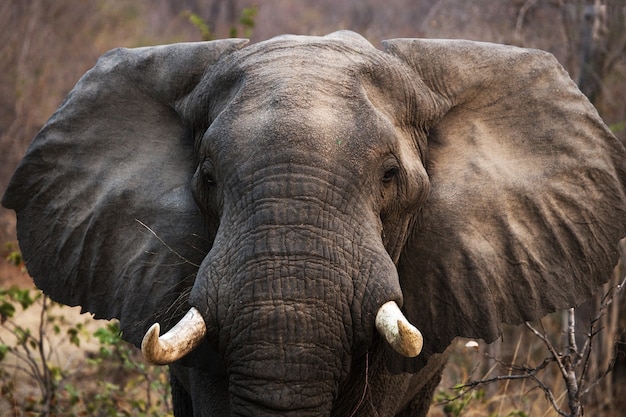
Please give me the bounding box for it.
[384,39,626,370]
[2,39,247,347]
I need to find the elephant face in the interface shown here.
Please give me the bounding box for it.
[181,38,432,409]
[3,31,626,416]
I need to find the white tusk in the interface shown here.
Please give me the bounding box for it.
[141,307,207,365]
[464,340,479,351]
[375,301,423,357]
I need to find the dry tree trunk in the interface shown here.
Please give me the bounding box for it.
[578,2,626,391]
[577,0,626,103]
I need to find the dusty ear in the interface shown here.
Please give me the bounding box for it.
[383,39,626,370]
[2,39,247,347]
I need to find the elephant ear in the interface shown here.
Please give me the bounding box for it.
[2,39,247,347]
[384,39,626,370]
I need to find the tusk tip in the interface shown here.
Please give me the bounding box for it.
[375,301,424,358]
[140,308,208,366]
[141,323,165,365]
[397,319,423,357]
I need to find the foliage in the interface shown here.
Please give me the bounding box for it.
[611,121,625,135]
[434,385,486,417]
[233,6,257,38]
[0,252,172,417]
[4,243,22,268]
[183,6,257,41]
[183,11,212,41]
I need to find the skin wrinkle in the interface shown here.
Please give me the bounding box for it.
[225,252,356,304]
[221,221,363,295]
[223,166,376,261]
[223,210,364,273]
[228,162,360,211]
[224,268,351,409]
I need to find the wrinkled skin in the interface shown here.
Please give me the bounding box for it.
[3,31,626,416]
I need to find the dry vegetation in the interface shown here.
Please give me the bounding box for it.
[1,1,625,416]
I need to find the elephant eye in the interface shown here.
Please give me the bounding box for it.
[201,160,216,186]
[382,167,399,184]
[204,174,216,186]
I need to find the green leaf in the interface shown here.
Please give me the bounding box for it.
[14,327,31,344]
[239,7,257,28]
[68,327,80,347]
[0,344,9,361]
[11,287,35,310]
[610,121,625,134]
[183,11,212,41]
[0,301,16,321]
[6,250,22,267]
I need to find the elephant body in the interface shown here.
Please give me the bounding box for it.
[3,31,626,416]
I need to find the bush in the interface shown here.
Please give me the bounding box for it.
[0,280,172,416]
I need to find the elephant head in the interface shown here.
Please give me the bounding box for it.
[3,31,626,416]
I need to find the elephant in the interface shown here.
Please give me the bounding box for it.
[3,30,626,417]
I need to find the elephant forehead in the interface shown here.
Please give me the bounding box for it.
[207,34,411,111]
[224,68,401,149]
[190,37,421,174]
[209,93,399,172]
[243,49,390,102]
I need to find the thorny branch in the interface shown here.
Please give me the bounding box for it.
[452,264,626,417]
[525,313,582,417]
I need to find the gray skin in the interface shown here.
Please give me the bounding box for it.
[3,31,626,417]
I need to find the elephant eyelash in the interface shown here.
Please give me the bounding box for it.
[382,167,399,184]
[201,160,217,186]
[204,175,216,186]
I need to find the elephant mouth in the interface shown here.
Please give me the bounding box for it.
[141,301,423,365]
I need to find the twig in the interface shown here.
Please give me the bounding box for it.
[135,219,201,268]
[515,0,540,38]
[349,352,370,417]
[528,373,569,417]
[498,332,524,416]
[449,356,554,403]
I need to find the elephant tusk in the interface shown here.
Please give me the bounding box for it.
[375,301,423,357]
[141,307,207,365]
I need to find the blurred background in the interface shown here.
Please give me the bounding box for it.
[0,1,624,416]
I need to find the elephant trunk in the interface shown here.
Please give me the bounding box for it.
[224,299,423,417]
[216,255,352,416]
[227,324,340,417]
[229,376,335,417]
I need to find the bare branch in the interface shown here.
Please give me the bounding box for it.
[452,357,553,399]
[528,373,569,417]
[524,321,569,381]
[515,0,540,38]
[567,308,578,357]
[580,341,620,396]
